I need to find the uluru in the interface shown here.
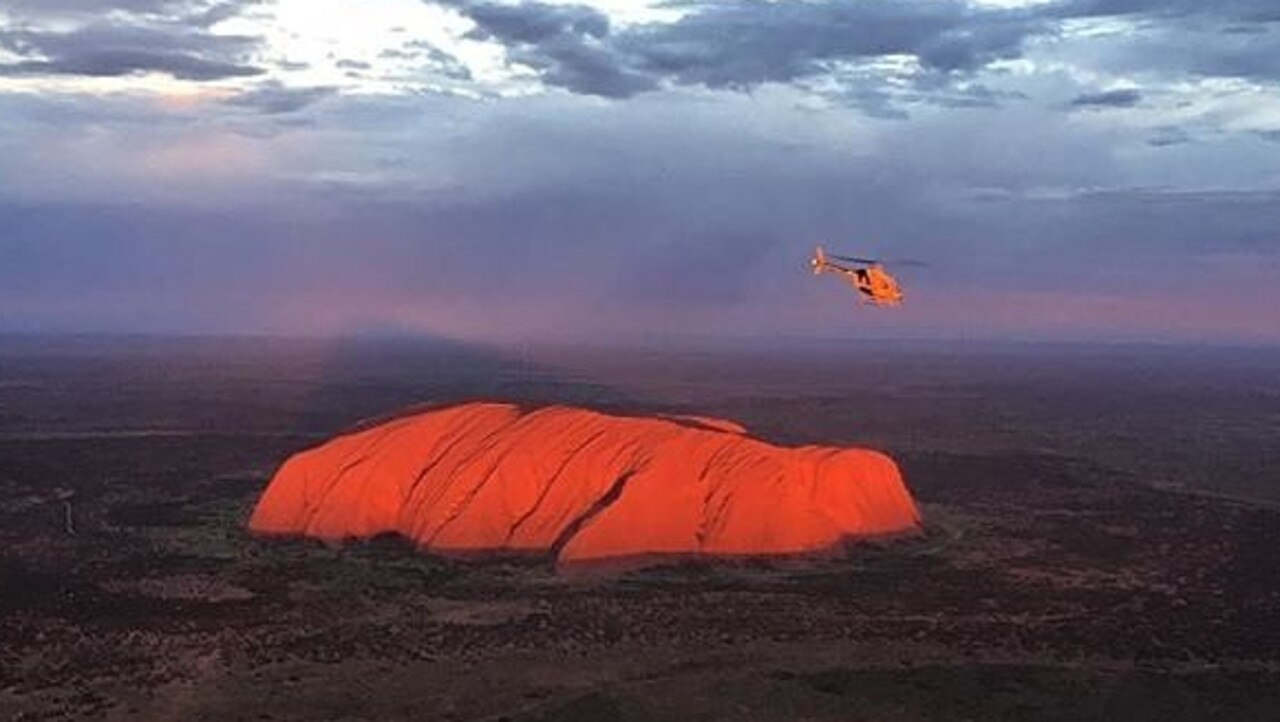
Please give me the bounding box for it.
[248,402,921,568]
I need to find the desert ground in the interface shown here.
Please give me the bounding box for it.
[2,335,1278,721]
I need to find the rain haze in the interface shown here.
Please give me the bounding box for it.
[2,0,1278,344]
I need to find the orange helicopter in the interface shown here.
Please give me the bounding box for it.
[810,246,910,307]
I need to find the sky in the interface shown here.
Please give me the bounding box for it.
[1,0,1277,345]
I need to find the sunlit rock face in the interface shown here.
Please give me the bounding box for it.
[248,402,921,569]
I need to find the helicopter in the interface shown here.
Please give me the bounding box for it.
[809,246,909,307]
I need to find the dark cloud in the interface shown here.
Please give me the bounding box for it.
[1062,19,1280,85]
[460,0,609,44]
[1042,1,1280,85]
[616,229,774,304]
[0,18,262,56]
[225,80,336,114]
[796,73,1026,120]
[1023,187,1280,258]
[440,0,652,96]
[510,34,656,97]
[3,80,1278,342]
[621,1,997,85]
[431,0,1046,99]
[1060,0,1280,23]
[2,0,189,17]
[1,0,265,26]
[1222,24,1268,35]
[0,52,261,80]
[0,2,1275,343]
[183,0,265,28]
[1147,126,1192,147]
[1167,27,1280,82]
[647,0,1042,78]
[5,161,1277,340]
[425,0,1280,107]
[1070,88,1142,109]
[0,2,263,80]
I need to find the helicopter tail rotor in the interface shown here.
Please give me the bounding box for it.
[811,246,828,274]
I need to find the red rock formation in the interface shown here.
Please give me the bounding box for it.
[249,402,921,568]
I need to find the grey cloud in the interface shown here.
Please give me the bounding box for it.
[2,0,264,26]
[381,40,473,81]
[183,0,266,28]
[225,80,336,114]
[796,74,1024,120]
[0,20,259,57]
[0,51,261,80]
[816,84,910,120]
[1173,28,1280,82]
[509,34,656,97]
[614,229,774,304]
[225,116,315,139]
[1147,126,1192,147]
[909,74,1028,108]
[444,0,647,96]
[0,2,263,80]
[633,0,1052,81]
[1046,2,1280,84]
[2,0,189,17]
[414,42,474,81]
[428,0,1280,107]
[1070,88,1142,109]
[1060,21,1280,85]
[1030,187,1280,255]
[621,2,976,86]
[4,82,1278,342]
[1223,24,1268,35]
[0,19,263,80]
[458,0,609,44]
[1060,0,1280,23]
[431,0,1046,101]
[5,165,1275,339]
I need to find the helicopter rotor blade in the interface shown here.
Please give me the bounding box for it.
[828,253,931,268]
[828,254,877,264]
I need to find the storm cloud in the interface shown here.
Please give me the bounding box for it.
[1,0,1278,344]
[432,0,1048,99]
[426,0,1280,106]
